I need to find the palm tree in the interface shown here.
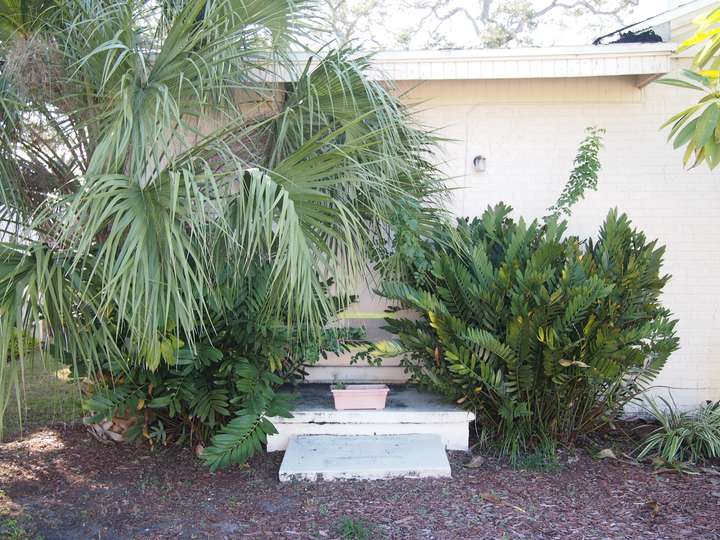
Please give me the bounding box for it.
[0,0,443,444]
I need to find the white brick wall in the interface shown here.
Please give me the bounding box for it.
[390,66,719,408]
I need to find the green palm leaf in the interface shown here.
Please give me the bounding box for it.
[0,0,444,447]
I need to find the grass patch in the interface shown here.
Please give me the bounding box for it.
[337,516,373,540]
[0,490,40,540]
[513,448,561,472]
[471,430,562,472]
[0,518,39,540]
[2,357,82,440]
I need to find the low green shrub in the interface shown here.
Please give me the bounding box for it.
[374,204,679,457]
[637,397,720,463]
[79,263,362,470]
[337,517,372,540]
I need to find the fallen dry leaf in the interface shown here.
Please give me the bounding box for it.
[646,500,660,518]
[595,448,617,460]
[464,455,485,468]
[480,493,526,513]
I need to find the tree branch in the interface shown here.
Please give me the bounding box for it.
[536,0,640,24]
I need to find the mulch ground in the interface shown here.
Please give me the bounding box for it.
[1,425,719,540]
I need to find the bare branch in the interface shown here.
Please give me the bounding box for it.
[536,0,640,24]
[321,0,641,49]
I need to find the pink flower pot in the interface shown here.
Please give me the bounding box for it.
[330,384,389,410]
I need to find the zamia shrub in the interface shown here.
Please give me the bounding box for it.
[637,397,720,464]
[79,264,362,471]
[375,204,679,456]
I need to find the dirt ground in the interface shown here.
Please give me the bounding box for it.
[0,425,719,540]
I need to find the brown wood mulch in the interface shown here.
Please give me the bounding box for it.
[0,425,718,539]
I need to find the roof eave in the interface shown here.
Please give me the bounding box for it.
[359,43,677,82]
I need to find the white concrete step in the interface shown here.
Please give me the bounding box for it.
[278,434,452,482]
[267,384,474,452]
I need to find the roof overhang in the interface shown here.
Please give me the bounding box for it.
[360,43,676,88]
[608,0,716,37]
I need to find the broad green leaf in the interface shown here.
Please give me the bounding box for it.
[656,78,704,92]
[695,103,720,146]
[674,118,699,149]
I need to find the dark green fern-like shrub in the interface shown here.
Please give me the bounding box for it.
[79,263,361,471]
[376,204,679,455]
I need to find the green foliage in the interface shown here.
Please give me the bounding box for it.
[659,6,720,169]
[79,263,363,470]
[0,489,40,540]
[658,70,720,169]
[5,330,37,361]
[337,517,371,540]
[0,0,443,439]
[513,446,561,472]
[636,396,720,464]
[0,0,55,41]
[374,204,679,456]
[547,127,605,218]
[0,358,81,440]
[679,5,720,73]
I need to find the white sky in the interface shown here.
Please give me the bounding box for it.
[372,0,678,49]
[533,0,674,46]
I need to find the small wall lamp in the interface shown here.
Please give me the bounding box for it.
[472,155,487,173]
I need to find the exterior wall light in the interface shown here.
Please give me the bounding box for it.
[473,155,487,173]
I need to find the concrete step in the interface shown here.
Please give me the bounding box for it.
[267,384,474,452]
[278,434,452,482]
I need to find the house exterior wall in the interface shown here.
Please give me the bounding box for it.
[396,68,718,408]
[309,61,720,409]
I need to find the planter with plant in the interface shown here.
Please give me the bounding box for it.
[330,383,389,410]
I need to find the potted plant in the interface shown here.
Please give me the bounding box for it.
[330,383,390,410]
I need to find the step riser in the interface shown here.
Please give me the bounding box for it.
[280,469,449,481]
[267,422,470,452]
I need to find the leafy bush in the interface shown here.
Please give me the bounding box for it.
[375,204,679,456]
[637,397,720,464]
[547,127,605,218]
[0,0,443,443]
[659,4,720,170]
[80,264,362,471]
